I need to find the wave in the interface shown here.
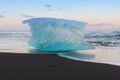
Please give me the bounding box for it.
[85,31,120,47]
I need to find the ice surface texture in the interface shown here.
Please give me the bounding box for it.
[23,18,94,51]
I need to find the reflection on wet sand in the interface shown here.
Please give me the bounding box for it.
[28,47,120,66]
[28,49,95,61]
[58,51,95,61]
[1,46,120,66]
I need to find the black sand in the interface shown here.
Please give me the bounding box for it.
[0,52,120,80]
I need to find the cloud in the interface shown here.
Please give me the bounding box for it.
[44,4,62,11]
[22,14,35,18]
[44,4,52,8]
[48,9,54,11]
[44,4,54,11]
[0,15,4,18]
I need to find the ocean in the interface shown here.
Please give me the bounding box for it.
[0,31,120,66]
[85,31,120,47]
[0,32,31,50]
[0,31,120,49]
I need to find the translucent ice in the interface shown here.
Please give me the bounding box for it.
[23,18,95,51]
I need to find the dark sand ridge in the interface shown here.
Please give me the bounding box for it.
[0,52,120,80]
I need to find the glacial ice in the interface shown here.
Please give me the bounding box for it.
[23,18,95,51]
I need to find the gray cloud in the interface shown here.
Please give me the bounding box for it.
[44,4,54,11]
[0,15,4,18]
[44,4,62,11]
[44,4,52,8]
[44,4,62,12]
[22,14,35,18]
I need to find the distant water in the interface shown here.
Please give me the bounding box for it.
[0,32,31,50]
[0,31,120,50]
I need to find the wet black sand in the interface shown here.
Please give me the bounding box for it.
[0,52,120,80]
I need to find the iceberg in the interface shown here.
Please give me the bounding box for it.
[23,17,94,51]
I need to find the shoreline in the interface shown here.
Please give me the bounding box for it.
[0,52,120,80]
[1,46,120,66]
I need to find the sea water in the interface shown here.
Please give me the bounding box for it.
[0,31,120,50]
[0,32,31,50]
[0,31,120,66]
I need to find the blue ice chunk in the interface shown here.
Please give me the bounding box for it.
[23,17,95,51]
